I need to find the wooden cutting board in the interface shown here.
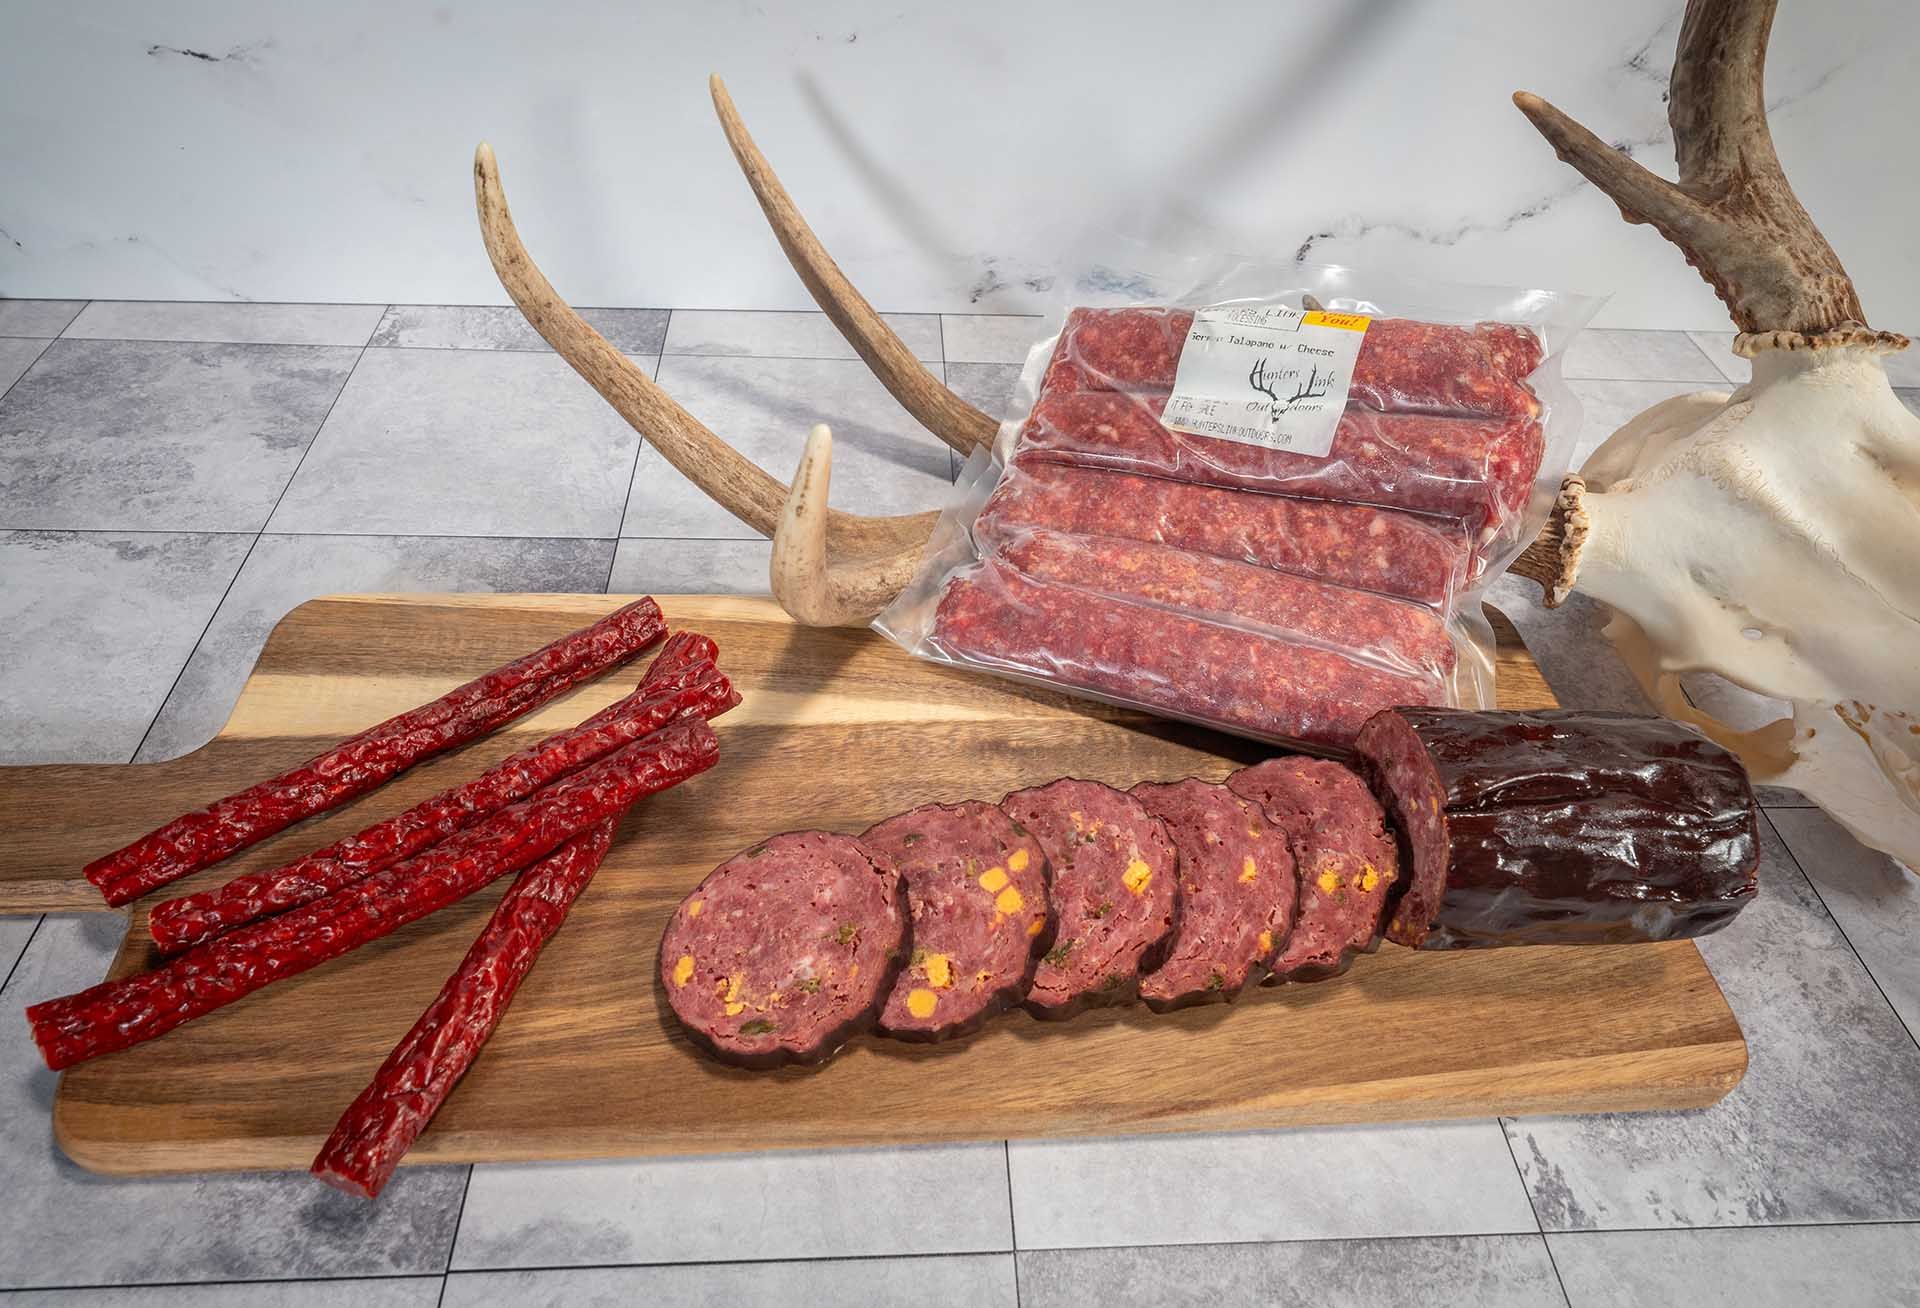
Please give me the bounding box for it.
[0,594,1745,1176]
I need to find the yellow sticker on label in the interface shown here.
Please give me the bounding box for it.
[1302,309,1372,332]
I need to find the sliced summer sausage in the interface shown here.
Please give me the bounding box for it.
[861,801,1052,1042]
[1129,780,1296,1011]
[659,831,907,1068]
[1000,779,1178,1018]
[1226,758,1398,981]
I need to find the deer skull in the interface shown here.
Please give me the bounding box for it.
[1508,0,1919,869]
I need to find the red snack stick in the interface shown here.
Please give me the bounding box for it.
[311,817,617,1199]
[147,658,736,953]
[87,599,669,906]
[29,720,719,1070]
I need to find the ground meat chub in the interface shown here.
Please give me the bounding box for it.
[1129,780,1296,1011]
[659,831,906,1068]
[975,456,1472,606]
[1226,758,1398,981]
[861,801,1052,1041]
[1352,708,1761,949]
[1000,780,1177,1018]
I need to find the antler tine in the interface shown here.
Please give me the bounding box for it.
[709,75,1001,456]
[1513,0,1867,335]
[473,142,938,566]
[772,425,933,626]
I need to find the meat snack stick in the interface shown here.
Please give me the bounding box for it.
[148,633,737,952]
[28,720,719,1070]
[311,818,618,1199]
[86,599,669,906]
[974,456,1470,607]
[1040,306,1543,419]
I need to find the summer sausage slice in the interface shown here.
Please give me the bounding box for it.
[1226,758,1398,981]
[660,831,906,1068]
[861,801,1052,1042]
[1352,708,1760,948]
[1128,780,1296,1011]
[1000,780,1178,1018]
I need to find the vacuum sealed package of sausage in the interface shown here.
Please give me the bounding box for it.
[879,252,1601,750]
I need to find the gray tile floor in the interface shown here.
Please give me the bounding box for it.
[2,301,1917,1305]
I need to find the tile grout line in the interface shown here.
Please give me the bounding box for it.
[1494,1111,1570,1305]
[0,336,56,406]
[607,337,667,571]
[0,914,47,997]
[439,1163,477,1305]
[125,341,371,762]
[1766,810,1920,1055]
[14,1219,1920,1294]
[1004,1140,1021,1306]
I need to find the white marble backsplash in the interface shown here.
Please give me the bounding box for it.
[1,0,1913,330]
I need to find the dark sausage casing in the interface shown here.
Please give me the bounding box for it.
[1353,708,1761,949]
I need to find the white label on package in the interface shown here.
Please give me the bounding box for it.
[1159,305,1372,458]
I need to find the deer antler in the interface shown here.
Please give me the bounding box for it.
[709,75,1000,456]
[472,142,940,614]
[773,425,934,625]
[1512,0,1891,339]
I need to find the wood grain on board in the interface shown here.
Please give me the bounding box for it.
[0,594,1743,1175]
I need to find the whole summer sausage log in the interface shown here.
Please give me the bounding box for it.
[29,720,719,1071]
[1016,390,1544,546]
[990,528,1455,681]
[310,818,618,1200]
[860,801,1053,1041]
[85,598,668,906]
[1128,780,1296,1010]
[660,831,908,1068]
[975,456,1471,606]
[933,561,1446,747]
[148,636,737,952]
[1352,708,1761,948]
[1040,307,1543,419]
[1226,758,1399,980]
[999,779,1177,1018]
